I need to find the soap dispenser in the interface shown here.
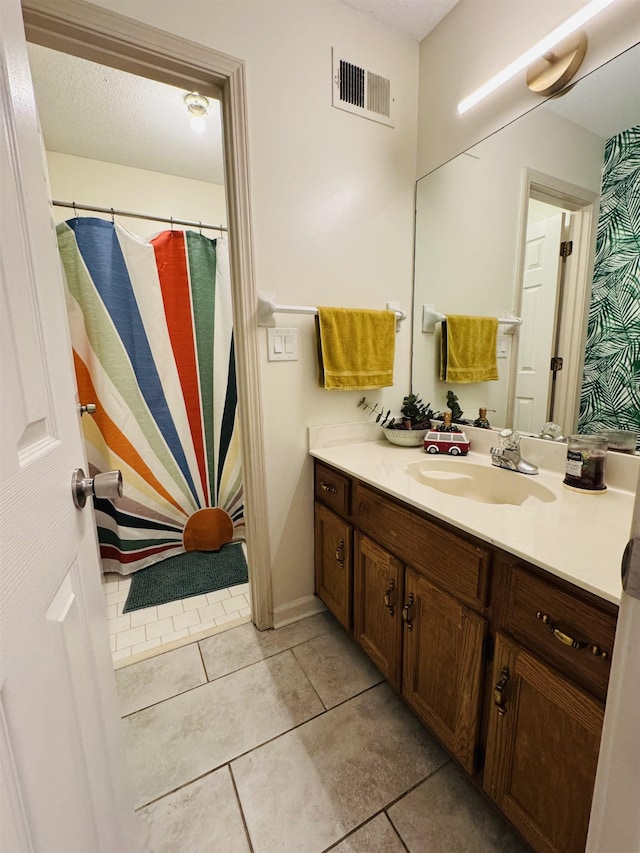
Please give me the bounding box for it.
[474,408,493,429]
[440,411,460,433]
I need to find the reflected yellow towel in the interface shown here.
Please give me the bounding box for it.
[440,315,499,383]
[316,307,395,390]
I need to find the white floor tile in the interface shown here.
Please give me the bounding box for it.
[106,590,128,606]
[172,609,201,632]
[131,638,162,656]
[196,601,226,622]
[130,606,158,627]
[145,618,175,641]
[206,588,231,604]
[182,594,209,611]
[222,595,249,615]
[156,600,184,619]
[108,613,131,636]
[117,626,147,650]
[160,629,190,644]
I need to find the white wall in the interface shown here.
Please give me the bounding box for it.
[417,0,640,178]
[47,151,227,236]
[412,107,605,424]
[83,0,420,621]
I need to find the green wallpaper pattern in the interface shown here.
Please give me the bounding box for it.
[578,125,640,446]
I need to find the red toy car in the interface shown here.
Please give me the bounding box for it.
[424,430,470,456]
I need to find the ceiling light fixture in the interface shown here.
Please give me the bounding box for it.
[184,91,209,132]
[457,0,617,114]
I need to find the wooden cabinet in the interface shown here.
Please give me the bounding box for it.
[314,502,352,631]
[313,459,617,853]
[484,632,604,853]
[402,567,487,774]
[353,532,404,689]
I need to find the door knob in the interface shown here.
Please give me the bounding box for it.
[79,403,97,416]
[72,468,123,509]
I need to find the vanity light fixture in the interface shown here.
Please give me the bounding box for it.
[184,91,209,132]
[457,0,617,114]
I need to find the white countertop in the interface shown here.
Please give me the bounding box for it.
[309,425,637,605]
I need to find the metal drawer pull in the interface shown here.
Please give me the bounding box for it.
[335,539,344,569]
[402,593,414,630]
[320,482,338,494]
[384,579,395,616]
[536,611,609,660]
[493,666,510,716]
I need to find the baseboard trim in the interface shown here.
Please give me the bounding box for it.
[272,595,326,629]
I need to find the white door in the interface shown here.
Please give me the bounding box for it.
[514,212,563,433]
[0,3,136,850]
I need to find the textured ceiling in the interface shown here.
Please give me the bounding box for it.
[27,42,224,185]
[339,0,458,41]
[26,2,458,188]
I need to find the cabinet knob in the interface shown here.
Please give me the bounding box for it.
[493,666,510,716]
[335,539,344,569]
[320,481,338,494]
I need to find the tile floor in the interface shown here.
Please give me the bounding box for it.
[103,574,251,666]
[116,611,531,852]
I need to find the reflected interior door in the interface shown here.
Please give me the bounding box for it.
[0,3,135,849]
[514,212,563,433]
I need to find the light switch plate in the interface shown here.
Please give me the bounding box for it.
[267,327,298,361]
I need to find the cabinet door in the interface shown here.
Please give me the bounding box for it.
[314,502,352,630]
[485,632,604,853]
[402,568,486,774]
[354,533,403,689]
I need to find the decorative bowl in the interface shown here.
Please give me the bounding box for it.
[383,428,428,447]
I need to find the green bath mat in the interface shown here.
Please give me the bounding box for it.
[123,543,248,613]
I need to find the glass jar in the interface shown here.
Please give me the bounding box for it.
[563,435,608,492]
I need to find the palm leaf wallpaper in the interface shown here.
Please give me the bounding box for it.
[578,125,640,447]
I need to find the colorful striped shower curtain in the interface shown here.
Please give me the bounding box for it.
[58,217,244,575]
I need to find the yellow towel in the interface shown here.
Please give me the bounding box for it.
[316,307,395,390]
[440,315,499,383]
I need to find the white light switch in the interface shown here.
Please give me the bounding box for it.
[268,327,298,361]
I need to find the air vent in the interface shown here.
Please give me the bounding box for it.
[332,49,394,127]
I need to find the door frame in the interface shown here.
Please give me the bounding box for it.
[507,167,599,435]
[21,0,274,629]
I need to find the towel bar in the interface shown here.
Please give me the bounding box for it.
[258,292,407,331]
[422,304,522,334]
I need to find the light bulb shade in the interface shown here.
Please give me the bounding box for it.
[190,115,206,133]
[184,91,209,118]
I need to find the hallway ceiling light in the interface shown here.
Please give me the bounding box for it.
[184,91,209,132]
[457,0,617,114]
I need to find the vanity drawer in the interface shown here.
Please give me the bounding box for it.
[353,484,490,611]
[503,565,617,702]
[314,462,351,517]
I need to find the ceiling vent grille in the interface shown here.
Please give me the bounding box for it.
[332,49,394,127]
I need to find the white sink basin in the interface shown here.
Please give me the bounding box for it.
[407,458,557,506]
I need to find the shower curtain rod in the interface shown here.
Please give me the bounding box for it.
[52,200,228,233]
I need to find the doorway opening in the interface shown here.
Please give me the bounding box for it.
[22,0,274,656]
[508,169,599,437]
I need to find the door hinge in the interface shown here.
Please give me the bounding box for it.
[560,240,573,258]
[550,356,564,372]
[473,744,486,771]
[483,633,494,662]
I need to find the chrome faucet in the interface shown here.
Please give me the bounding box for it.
[490,428,539,475]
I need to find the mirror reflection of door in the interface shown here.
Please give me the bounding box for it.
[514,206,564,432]
[511,178,597,436]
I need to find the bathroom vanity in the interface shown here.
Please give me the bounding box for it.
[310,429,634,853]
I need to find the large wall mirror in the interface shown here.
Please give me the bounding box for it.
[412,44,639,443]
